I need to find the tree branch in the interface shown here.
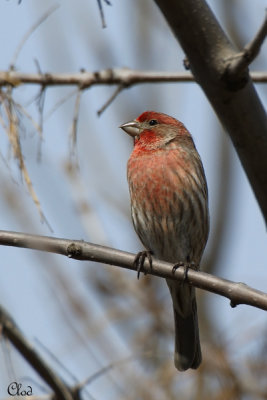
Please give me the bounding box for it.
[9,5,60,69]
[0,305,75,400]
[226,11,267,77]
[0,69,266,89]
[0,230,267,311]
[96,0,112,29]
[97,83,124,116]
[154,0,267,224]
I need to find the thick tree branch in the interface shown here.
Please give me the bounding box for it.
[0,230,267,311]
[154,0,267,224]
[0,305,74,400]
[0,69,266,89]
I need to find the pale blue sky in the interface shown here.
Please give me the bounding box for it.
[0,1,266,397]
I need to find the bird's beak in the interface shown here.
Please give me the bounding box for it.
[119,120,140,137]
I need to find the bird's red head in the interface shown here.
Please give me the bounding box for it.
[136,111,180,126]
[120,111,191,150]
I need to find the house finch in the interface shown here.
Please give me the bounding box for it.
[120,111,209,371]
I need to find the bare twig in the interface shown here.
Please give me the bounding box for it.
[1,92,52,231]
[96,0,112,28]
[34,59,46,161]
[10,5,60,69]
[13,98,42,137]
[97,84,124,116]
[0,305,74,400]
[227,11,267,77]
[0,230,266,311]
[75,351,161,394]
[0,92,51,229]
[74,352,168,400]
[44,88,78,120]
[35,339,79,386]
[70,89,82,151]
[0,69,266,89]
[75,356,135,394]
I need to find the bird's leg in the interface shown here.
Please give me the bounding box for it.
[183,261,199,282]
[172,261,185,274]
[172,260,199,282]
[133,250,153,279]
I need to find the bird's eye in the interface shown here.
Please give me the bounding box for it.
[149,119,158,126]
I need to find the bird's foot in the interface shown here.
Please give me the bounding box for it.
[134,250,153,280]
[172,261,199,282]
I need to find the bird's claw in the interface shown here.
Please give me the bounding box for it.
[172,261,199,282]
[172,261,185,274]
[134,250,153,279]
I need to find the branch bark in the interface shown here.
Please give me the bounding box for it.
[154,0,267,224]
[0,230,267,311]
[0,69,266,88]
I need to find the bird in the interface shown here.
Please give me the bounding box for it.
[120,111,209,371]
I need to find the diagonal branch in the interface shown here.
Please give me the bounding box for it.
[0,305,75,400]
[227,11,267,77]
[97,84,124,116]
[154,0,267,224]
[9,5,60,69]
[0,230,267,311]
[96,0,112,29]
[0,91,51,231]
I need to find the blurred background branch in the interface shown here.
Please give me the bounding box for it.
[0,305,74,400]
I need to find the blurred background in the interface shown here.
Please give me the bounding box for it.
[0,0,266,398]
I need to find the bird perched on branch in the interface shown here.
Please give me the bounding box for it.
[120,111,209,371]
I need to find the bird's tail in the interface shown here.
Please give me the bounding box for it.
[166,279,201,371]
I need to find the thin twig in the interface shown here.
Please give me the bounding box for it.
[227,11,267,76]
[97,84,124,116]
[0,230,266,311]
[75,355,137,396]
[13,98,42,137]
[0,92,52,231]
[10,4,60,69]
[75,351,159,394]
[44,88,78,120]
[70,89,82,151]
[96,0,112,28]
[34,59,46,162]
[35,339,81,388]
